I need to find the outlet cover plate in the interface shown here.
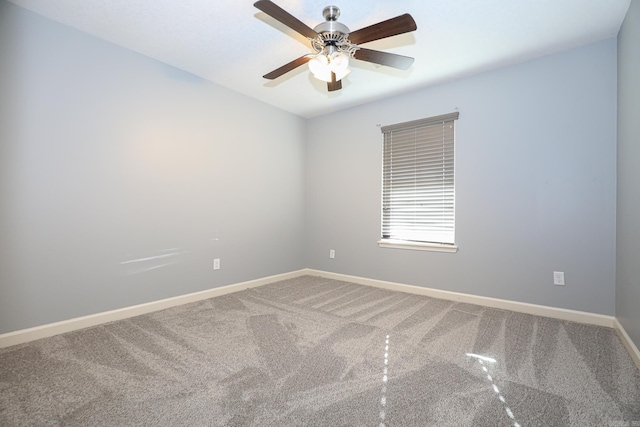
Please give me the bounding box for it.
[553,271,565,286]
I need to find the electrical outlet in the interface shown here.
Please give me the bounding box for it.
[553,271,565,286]
[329,249,335,259]
[213,258,220,270]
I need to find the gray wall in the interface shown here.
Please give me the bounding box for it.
[617,1,640,348]
[0,0,625,335]
[306,39,617,315]
[0,2,306,334]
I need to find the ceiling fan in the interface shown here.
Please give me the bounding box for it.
[254,1,417,92]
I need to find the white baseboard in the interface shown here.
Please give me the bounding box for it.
[0,269,308,349]
[0,268,621,351]
[304,269,615,328]
[614,318,640,371]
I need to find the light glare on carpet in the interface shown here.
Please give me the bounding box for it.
[467,353,521,427]
[379,334,390,427]
[466,353,496,363]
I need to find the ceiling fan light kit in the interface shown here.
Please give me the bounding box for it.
[309,51,351,83]
[254,1,417,92]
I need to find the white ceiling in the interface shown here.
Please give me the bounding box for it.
[7,0,631,118]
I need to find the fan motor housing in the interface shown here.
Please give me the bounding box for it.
[313,20,350,35]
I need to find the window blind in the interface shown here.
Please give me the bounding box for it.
[381,112,458,244]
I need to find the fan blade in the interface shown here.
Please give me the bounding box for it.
[348,14,417,45]
[354,48,414,70]
[327,72,342,92]
[254,1,318,39]
[263,55,313,80]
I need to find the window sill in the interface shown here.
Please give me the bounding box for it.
[377,239,458,253]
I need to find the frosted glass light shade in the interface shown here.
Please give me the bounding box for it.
[308,54,332,82]
[329,52,349,73]
[329,52,350,80]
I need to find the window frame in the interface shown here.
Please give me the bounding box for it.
[378,112,459,253]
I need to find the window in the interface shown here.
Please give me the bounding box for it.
[379,112,459,253]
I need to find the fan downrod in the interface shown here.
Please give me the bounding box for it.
[322,6,340,21]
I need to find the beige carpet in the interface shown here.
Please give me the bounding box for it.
[1,275,639,426]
